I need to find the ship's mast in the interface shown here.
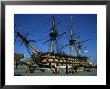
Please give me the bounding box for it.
[49,16,58,52]
[77,32,81,57]
[69,17,75,56]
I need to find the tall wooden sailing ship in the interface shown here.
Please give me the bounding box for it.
[14,16,92,73]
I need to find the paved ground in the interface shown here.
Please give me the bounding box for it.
[14,65,97,76]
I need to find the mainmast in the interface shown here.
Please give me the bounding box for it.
[49,16,58,52]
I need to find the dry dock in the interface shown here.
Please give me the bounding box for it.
[14,65,97,76]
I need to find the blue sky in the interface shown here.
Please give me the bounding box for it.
[14,14,97,64]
